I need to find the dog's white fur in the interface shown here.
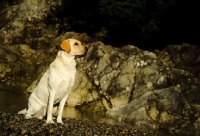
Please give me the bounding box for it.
[18,39,86,123]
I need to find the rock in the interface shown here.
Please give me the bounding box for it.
[0,63,11,82]
[0,0,60,47]
[67,70,99,107]
[106,86,190,126]
[163,43,200,80]
[19,44,36,56]
[78,42,200,134]
[0,43,54,87]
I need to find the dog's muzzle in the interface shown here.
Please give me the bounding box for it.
[76,46,88,58]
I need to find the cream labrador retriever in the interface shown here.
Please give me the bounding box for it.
[18,39,86,123]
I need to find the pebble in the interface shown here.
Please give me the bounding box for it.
[0,111,160,136]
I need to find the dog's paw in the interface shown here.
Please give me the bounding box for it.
[25,115,32,119]
[18,109,27,114]
[37,115,43,120]
[57,120,64,124]
[46,120,55,124]
[57,117,64,124]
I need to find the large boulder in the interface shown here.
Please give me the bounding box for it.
[78,41,200,134]
[0,44,53,87]
[163,43,200,80]
[0,0,60,46]
[0,0,60,87]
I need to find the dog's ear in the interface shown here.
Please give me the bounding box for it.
[61,40,71,53]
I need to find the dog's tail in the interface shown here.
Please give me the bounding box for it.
[18,108,27,114]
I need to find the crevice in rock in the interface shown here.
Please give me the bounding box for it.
[99,91,112,109]
[128,87,135,103]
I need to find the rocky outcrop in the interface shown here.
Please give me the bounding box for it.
[0,0,60,87]
[77,41,200,134]
[0,43,53,87]
[163,43,200,80]
[0,0,60,46]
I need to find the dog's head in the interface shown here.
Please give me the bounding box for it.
[60,39,87,56]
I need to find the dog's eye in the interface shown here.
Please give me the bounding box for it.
[74,42,78,46]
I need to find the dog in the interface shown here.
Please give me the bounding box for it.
[18,39,86,123]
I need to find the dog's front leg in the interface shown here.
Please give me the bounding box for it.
[57,94,68,124]
[46,91,56,123]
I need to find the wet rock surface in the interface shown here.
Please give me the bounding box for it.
[0,111,160,136]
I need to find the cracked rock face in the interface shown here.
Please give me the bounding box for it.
[83,42,170,109]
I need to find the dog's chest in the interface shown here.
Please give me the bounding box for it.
[49,59,77,103]
[54,66,76,103]
[55,59,76,78]
[54,75,75,104]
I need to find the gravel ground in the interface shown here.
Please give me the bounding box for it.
[0,111,164,136]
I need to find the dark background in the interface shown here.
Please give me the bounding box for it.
[1,0,200,50]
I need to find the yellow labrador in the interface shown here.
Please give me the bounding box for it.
[18,39,86,123]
